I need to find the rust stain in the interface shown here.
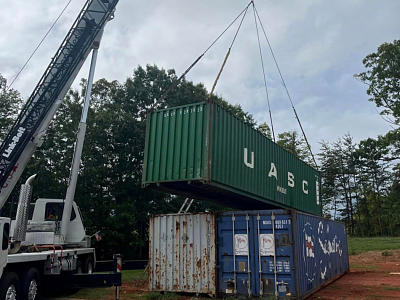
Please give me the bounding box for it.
[150,214,217,294]
[196,259,201,269]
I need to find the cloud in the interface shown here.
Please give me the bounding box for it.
[0,0,398,151]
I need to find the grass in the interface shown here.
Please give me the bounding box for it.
[347,236,400,255]
[350,264,379,270]
[122,269,147,282]
[384,287,400,291]
[57,270,147,299]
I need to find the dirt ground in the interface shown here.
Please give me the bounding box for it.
[64,249,400,300]
[311,249,400,299]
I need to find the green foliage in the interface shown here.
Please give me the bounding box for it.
[318,133,400,236]
[319,40,400,236]
[277,130,314,166]
[347,237,400,255]
[355,40,400,124]
[257,122,272,139]
[0,75,23,142]
[10,65,249,259]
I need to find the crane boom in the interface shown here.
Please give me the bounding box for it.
[0,0,118,210]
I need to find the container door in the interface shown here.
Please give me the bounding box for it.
[217,213,257,296]
[253,212,296,298]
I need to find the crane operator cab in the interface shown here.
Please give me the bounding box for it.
[10,199,89,248]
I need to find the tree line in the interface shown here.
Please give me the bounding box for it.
[0,40,398,259]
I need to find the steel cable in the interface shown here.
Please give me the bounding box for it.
[150,1,254,110]
[254,5,318,168]
[210,3,250,96]
[252,3,275,142]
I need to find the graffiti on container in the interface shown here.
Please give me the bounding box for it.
[243,148,315,196]
[318,221,343,256]
[259,234,275,256]
[303,221,345,284]
[302,222,317,283]
[234,234,249,256]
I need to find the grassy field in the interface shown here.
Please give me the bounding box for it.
[348,236,400,255]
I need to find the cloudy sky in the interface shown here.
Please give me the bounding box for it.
[0,0,399,152]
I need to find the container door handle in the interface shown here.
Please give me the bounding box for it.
[272,212,278,297]
[246,214,251,297]
[257,214,263,296]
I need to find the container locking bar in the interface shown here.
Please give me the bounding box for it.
[246,214,251,297]
[257,214,263,296]
[231,214,237,295]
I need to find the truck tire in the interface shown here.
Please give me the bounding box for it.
[0,272,20,300]
[82,256,94,274]
[21,268,40,300]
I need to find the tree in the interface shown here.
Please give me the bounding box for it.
[10,65,251,259]
[355,40,400,124]
[276,130,314,166]
[257,122,272,139]
[0,74,23,142]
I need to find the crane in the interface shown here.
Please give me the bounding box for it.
[0,0,118,238]
[0,1,122,299]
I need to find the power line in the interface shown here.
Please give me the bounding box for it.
[7,0,73,90]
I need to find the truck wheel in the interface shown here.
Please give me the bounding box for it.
[21,268,40,300]
[83,256,94,274]
[0,272,20,300]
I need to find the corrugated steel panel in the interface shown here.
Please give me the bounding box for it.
[143,102,321,215]
[148,213,216,295]
[293,212,349,298]
[143,103,209,183]
[216,210,349,298]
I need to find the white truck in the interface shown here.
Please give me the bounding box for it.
[0,0,122,299]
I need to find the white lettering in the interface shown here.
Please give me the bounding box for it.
[277,186,287,194]
[302,180,309,194]
[288,172,295,188]
[268,163,277,180]
[243,148,254,169]
[316,181,320,205]
[3,127,25,158]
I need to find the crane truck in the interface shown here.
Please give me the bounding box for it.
[0,0,122,299]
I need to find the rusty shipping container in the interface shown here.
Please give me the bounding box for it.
[149,211,349,298]
[142,102,322,215]
[148,213,217,295]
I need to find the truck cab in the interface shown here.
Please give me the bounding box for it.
[11,199,89,247]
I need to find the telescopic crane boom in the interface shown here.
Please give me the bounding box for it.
[0,0,118,210]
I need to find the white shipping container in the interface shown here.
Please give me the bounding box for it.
[148,213,216,295]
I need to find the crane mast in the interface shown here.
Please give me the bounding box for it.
[0,0,118,210]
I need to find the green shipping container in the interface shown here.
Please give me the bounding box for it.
[142,101,322,215]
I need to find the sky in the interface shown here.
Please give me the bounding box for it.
[0,0,399,153]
